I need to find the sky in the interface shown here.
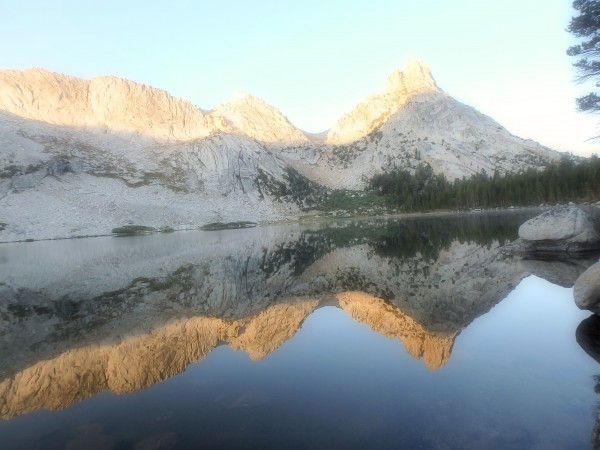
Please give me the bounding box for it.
[1,0,598,156]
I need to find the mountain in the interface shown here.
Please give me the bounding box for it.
[281,60,560,188]
[0,69,307,143]
[0,62,562,241]
[0,68,226,140]
[326,59,439,144]
[213,92,309,144]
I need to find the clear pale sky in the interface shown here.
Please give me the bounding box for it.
[1,0,598,156]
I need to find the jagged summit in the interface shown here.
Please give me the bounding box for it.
[383,59,439,95]
[325,59,443,144]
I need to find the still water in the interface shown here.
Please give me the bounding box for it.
[1,212,599,449]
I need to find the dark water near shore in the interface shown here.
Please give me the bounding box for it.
[1,211,600,449]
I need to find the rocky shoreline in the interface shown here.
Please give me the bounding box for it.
[505,204,600,313]
[0,205,533,244]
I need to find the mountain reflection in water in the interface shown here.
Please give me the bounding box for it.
[0,211,597,423]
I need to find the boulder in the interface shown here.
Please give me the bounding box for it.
[576,314,600,364]
[46,158,73,176]
[576,314,600,449]
[574,262,600,312]
[519,205,600,242]
[513,206,600,255]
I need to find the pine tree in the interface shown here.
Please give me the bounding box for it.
[567,1,600,113]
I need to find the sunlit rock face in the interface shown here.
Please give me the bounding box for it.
[0,69,310,144]
[0,69,312,241]
[213,92,309,145]
[0,69,226,140]
[337,292,455,370]
[326,59,439,145]
[0,290,463,419]
[0,300,320,420]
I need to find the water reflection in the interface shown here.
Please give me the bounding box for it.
[577,315,600,365]
[1,212,596,421]
[576,315,600,449]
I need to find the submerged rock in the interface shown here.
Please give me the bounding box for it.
[574,262,600,313]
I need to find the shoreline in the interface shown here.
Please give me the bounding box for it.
[0,205,543,245]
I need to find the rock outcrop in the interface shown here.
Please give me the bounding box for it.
[574,262,600,313]
[0,69,313,145]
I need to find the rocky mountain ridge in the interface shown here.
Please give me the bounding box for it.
[0,61,562,241]
[0,68,225,140]
[0,68,309,144]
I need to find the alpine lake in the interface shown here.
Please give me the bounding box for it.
[1,210,600,450]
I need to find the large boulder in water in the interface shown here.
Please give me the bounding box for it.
[513,206,600,255]
[519,205,600,242]
[574,262,600,313]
